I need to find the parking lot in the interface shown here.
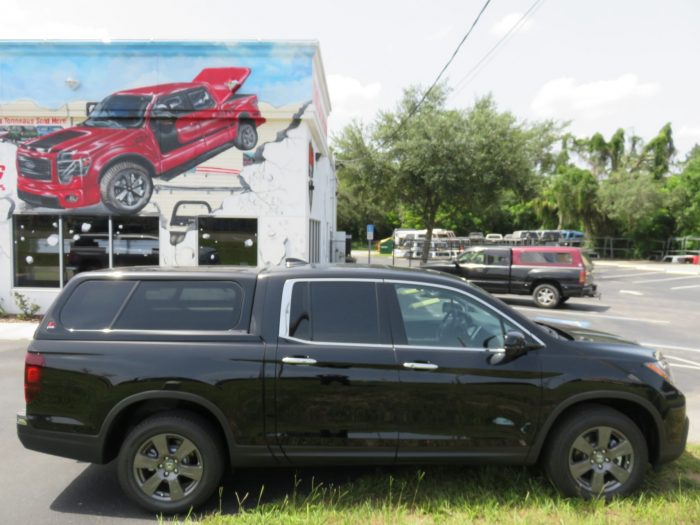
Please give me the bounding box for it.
[0,260,698,523]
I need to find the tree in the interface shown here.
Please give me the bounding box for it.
[335,87,545,262]
[665,147,700,236]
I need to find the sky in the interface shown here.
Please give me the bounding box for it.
[3,0,700,157]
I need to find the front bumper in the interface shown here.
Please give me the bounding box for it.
[17,410,104,464]
[17,175,99,209]
[657,412,689,466]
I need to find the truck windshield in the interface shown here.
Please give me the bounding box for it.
[83,95,152,129]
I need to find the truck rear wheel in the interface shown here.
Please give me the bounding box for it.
[117,412,225,514]
[100,161,153,214]
[533,283,561,308]
[234,120,258,150]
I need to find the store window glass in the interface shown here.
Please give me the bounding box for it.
[198,218,257,266]
[112,216,160,268]
[63,216,110,280]
[13,215,60,287]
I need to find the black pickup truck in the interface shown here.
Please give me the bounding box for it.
[426,245,598,308]
[18,264,686,513]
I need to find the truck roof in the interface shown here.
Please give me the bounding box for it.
[73,263,471,288]
[116,82,203,97]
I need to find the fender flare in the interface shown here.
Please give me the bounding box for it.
[526,390,664,464]
[98,390,236,459]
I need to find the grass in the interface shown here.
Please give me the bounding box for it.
[163,445,700,525]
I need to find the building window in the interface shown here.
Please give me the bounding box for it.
[112,216,160,268]
[63,216,110,280]
[198,217,257,266]
[309,219,320,263]
[13,215,159,288]
[13,215,60,288]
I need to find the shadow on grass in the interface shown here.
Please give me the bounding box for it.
[49,449,700,521]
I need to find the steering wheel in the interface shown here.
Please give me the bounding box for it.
[437,308,474,346]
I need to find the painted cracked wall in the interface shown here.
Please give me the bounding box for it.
[0,41,336,314]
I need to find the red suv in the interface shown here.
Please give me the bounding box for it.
[16,68,265,214]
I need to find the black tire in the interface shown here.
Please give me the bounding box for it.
[544,405,648,500]
[532,283,561,309]
[100,161,153,214]
[234,120,258,150]
[117,411,225,514]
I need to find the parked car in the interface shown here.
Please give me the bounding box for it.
[425,245,598,308]
[66,233,219,274]
[537,230,561,243]
[485,233,503,243]
[468,231,485,243]
[3,125,38,143]
[16,67,265,214]
[17,264,687,512]
[512,230,539,243]
[560,230,585,245]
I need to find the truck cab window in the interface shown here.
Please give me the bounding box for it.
[287,281,381,344]
[392,284,517,349]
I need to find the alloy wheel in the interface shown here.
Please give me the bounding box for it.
[568,425,634,495]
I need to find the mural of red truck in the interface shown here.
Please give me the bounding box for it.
[16,67,265,214]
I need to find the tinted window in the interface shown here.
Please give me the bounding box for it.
[485,251,509,266]
[393,284,518,349]
[60,280,135,330]
[457,250,484,264]
[288,281,380,344]
[520,251,574,264]
[113,281,243,331]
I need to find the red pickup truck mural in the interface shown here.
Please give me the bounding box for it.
[15,68,265,214]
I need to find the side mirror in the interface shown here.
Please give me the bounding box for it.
[85,102,98,116]
[504,330,528,358]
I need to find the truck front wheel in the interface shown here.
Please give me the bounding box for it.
[100,161,154,214]
[117,411,225,514]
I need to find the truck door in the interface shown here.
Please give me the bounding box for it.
[274,279,400,464]
[482,249,511,294]
[386,281,543,461]
[149,92,204,172]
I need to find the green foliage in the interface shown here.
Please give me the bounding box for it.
[665,148,700,236]
[13,292,40,320]
[0,298,6,317]
[334,88,555,255]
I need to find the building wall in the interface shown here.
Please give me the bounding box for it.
[0,41,337,315]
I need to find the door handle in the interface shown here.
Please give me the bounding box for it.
[403,362,438,371]
[282,356,317,365]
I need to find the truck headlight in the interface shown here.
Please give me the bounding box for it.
[644,351,673,384]
[57,151,91,184]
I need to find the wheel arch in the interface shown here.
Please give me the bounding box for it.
[529,391,662,465]
[99,154,156,180]
[99,391,235,465]
[530,278,562,294]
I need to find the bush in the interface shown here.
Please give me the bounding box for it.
[13,292,40,320]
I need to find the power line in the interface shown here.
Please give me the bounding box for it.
[384,0,493,143]
[450,0,545,99]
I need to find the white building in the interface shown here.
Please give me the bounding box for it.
[0,41,343,314]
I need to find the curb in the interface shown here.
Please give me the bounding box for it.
[595,261,700,275]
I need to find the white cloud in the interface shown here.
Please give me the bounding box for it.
[491,12,532,37]
[531,74,660,120]
[327,74,382,132]
[677,126,700,140]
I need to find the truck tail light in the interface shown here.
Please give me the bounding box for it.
[579,269,586,284]
[24,353,45,404]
